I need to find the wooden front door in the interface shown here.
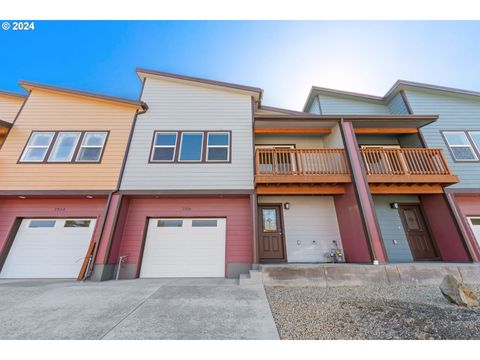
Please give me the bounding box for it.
[398,204,438,260]
[258,205,286,261]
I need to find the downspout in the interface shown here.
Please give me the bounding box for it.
[84,101,149,279]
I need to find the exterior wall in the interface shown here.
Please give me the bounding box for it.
[333,183,371,262]
[323,124,344,148]
[109,196,252,278]
[405,89,480,188]
[0,90,137,191]
[356,134,400,146]
[373,195,419,262]
[449,194,480,260]
[308,95,321,114]
[319,95,389,115]
[121,77,254,190]
[0,95,24,123]
[255,134,324,148]
[399,133,423,148]
[258,195,343,262]
[387,92,409,115]
[0,198,107,265]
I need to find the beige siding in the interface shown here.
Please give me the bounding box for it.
[0,90,137,191]
[121,77,254,190]
[255,134,325,148]
[0,95,24,123]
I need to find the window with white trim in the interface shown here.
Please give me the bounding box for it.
[151,132,177,162]
[468,131,480,155]
[206,132,230,161]
[48,132,81,162]
[443,131,478,161]
[179,132,204,162]
[20,132,55,162]
[76,132,107,162]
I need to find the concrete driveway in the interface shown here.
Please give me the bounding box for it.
[0,278,279,340]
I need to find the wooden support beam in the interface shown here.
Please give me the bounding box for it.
[256,184,345,195]
[255,174,351,184]
[369,184,444,194]
[254,127,332,134]
[367,174,459,184]
[355,128,419,134]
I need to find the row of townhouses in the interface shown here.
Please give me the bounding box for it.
[0,68,479,281]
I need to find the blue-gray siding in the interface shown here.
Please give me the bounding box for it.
[318,94,389,115]
[387,92,409,115]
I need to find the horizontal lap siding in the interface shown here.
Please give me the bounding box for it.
[255,134,325,148]
[319,95,390,115]
[406,89,480,188]
[0,198,107,258]
[0,96,24,123]
[455,196,480,216]
[387,92,409,115]
[121,78,254,190]
[117,197,252,266]
[0,90,136,190]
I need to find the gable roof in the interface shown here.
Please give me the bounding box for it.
[136,68,263,102]
[19,81,146,110]
[0,90,27,101]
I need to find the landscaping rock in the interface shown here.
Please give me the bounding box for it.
[440,275,479,307]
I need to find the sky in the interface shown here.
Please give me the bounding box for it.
[1,21,480,110]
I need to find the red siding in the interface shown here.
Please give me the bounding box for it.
[334,184,372,262]
[0,198,107,259]
[110,197,252,271]
[452,194,480,261]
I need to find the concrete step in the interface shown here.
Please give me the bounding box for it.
[238,269,263,286]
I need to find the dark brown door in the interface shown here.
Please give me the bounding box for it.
[398,204,438,260]
[258,205,285,261]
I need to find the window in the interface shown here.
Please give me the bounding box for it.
[157,220,183,227]
[64,220,91,228]
[262,209,278,232]
[76,132,107,162]
[207,132,230,161]
[29,220,56,228]
[192,220,217,227]
[48,132,81,162]
[151,132,177,162]
[179,132,204,162]
[20,132,55,162]
[468,132,480,154]
[443,131,478,161]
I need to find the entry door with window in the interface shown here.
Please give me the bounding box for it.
[256,145,295,174]
[398,205,438,260]
[258,205,285,261]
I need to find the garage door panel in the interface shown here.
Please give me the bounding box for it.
[140,218,226,278]
[0,218,96,279]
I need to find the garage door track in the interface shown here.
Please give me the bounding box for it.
[0,278,279,340]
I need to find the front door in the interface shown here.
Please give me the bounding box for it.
[398,205,438,260]
[258,205,286,261]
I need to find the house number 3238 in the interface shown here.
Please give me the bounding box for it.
[182,207,191,211]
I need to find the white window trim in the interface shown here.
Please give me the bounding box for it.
[48,132,81,163]
[20,132,55,162]
[443,131,478,161]
[75,132,107,162]
[206,132,230,162]
[151,132,178,162]
[467,131,480,155]
[178,132,204,162]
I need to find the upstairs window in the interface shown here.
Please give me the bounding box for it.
[179,132,204,162]
[48,132,81,162]
[20,132,55,162]
[151,132,177,162]
[443,131,478,161]
[468,131,480,154]
[207,132,230,162]
[76,132,108,162]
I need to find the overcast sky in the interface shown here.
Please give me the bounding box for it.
[1,21,479,110]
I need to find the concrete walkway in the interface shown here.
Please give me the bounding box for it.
[0,278,279,340]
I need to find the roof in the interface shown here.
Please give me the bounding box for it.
[0,90,27,100]
[136,68,263,101]
[304,80,480,111]
[0,119,13,129]
[19,81,147,110]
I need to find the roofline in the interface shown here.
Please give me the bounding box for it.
[255,114,438,121]
[19,80,146,110]
[258,105,307,115]
[0,119,12,129]
[0,90,27,100]
[136,68,263,100]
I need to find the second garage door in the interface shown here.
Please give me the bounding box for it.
[0,218,96,279]
[140,218,226,278]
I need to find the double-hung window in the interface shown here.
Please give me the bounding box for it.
[206,132,230,161]
[21,132,55,162]
[179,132,204,162]
[443,131,478,161]
[76,132,108,162]
[468,131,480,155]
[151,132,177,162]
[48,132,81,162]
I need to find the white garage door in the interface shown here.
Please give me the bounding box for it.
[140,218,226,278]
[0,218,96,279]
[468,217,480,247]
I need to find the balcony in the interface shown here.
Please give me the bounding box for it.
[360,148,459,185]
[255,148,351,187]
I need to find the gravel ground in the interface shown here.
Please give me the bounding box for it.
[265,284,480,340]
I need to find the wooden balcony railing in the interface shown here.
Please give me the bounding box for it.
[360,148,458,183]
[255,148,351,183]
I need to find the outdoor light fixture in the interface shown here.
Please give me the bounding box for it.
[284,202,290,210]
[390,202,399,209]
[86,195,94,199]
[18,196,26,199]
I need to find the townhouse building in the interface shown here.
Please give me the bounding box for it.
[0,70,478,282]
